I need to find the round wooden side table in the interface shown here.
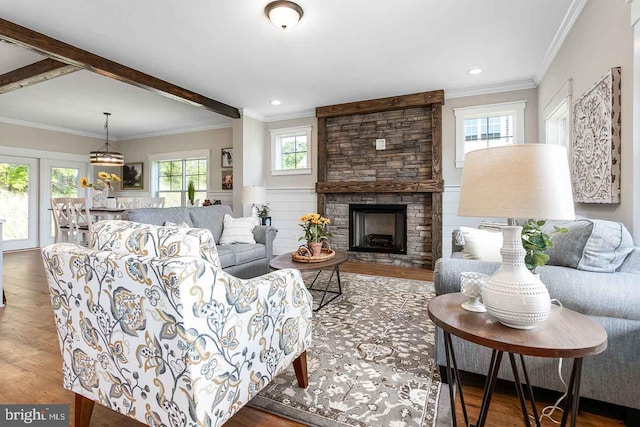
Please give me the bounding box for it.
[270,251,349,311]
[428,293,608,427]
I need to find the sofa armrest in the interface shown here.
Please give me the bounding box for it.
[434,257,500,295]
[253,225,278,264]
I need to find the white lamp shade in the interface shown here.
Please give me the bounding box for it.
[458,144,575,220]
[242,186,266,205]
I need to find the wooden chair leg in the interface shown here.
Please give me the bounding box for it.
[293,350,309,388]
[75,393,94,427]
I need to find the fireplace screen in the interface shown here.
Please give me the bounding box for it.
[349,204,407,254]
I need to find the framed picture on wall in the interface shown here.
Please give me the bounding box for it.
[121,162,144,190]
[221,170,233,190]
[221,148,233,168]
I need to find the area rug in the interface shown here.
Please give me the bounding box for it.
[249,271,442,427]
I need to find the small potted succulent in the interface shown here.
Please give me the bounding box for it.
[257,204,271,226]
[187,179,196,206]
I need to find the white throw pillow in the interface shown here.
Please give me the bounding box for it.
[460,226,503,262]
[218,214,257,245]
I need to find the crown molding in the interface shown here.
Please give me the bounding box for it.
[0,116,106,140]
[263,109,316,122]
[533,0,589,84]
[122,122,232,141]
[240,108,266,122]
[445,80,537,99]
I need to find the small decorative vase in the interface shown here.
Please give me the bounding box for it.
[308,241,323,257]
[481,226,551,329]
[91,188,108,208]
[460,272,488,312]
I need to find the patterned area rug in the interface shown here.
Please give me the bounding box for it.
[249,271,442,427]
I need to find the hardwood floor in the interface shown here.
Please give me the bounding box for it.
[0,251,624,426]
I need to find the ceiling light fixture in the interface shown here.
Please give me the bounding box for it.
[265,1,304,30]
[271,99,282,106]
[89,112,124,166]
[467,68,483,75]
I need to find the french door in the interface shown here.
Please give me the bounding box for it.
[40,159,87,247]
[0,155,38,250]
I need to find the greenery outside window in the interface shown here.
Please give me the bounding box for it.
[270,126,312,176]
[153,153,208,207]
[454,101,526,168]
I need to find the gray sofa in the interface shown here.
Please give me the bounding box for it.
[434,223,640,413]
[122,205,277,279]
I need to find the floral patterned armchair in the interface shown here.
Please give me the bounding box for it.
[42,220,312,427]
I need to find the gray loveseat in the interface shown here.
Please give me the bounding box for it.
[434,220,640,414]
[122,205,277,279]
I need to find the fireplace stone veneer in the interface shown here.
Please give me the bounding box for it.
[316,90,444,268]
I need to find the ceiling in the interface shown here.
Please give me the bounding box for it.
[0,0,575,140]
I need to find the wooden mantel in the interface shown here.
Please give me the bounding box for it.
[316,180,443,194]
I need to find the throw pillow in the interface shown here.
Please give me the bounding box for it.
[459,226,503,262]
[543,219,634,273]
[164,221,190,228]
[218,214,257,245]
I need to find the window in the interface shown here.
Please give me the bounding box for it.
[454,101,526,168]
[270,126,312,175]
[149,150,209,207]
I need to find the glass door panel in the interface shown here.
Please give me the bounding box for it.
[40,160,86,247]
[0,156,38,250]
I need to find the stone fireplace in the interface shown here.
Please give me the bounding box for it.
[315,91,444,268]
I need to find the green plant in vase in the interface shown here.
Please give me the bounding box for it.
[521,219,568,273]
[187,179,195,205]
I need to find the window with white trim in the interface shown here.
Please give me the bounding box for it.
[149,150,209,207]
[270,126,312,175]
[454,101,526,168]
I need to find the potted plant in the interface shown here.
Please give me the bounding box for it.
[521,219,567,274]
[80,172,121,207]
[299,213,332,256]
[257,204,271,226]
[187,179,196,206]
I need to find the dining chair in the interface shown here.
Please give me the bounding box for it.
[67,197,92,245]
[138,197,165,208]
[50,198,73,243]
[116,197,141,209]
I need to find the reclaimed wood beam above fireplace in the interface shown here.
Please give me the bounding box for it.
[316,180,443,194]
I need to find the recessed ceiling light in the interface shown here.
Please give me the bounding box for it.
[468,68,483,75]
[271,99,281,106]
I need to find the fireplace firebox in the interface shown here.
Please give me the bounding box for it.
[349,204,407,254]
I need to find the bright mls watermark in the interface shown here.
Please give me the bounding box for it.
[1,405,68,426]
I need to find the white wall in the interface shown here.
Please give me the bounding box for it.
[262,117,318,254]
[0,121,104,154]
[537,0,635,232]
[442,88,539,186]
[241,115,266,216]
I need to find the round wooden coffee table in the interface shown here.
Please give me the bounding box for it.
[270,251,349,311]
[428,293,607,427]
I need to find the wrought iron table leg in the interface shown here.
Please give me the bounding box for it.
[446,333,469,426]
[519,354,540,426]
[509,353,532,427]
[476,350,503,427]
[443,331,458,426]
[559,358,583,427]
[307,266,343,311]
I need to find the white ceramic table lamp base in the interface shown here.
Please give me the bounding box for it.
[481,226,551,329]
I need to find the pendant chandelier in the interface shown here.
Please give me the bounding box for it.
[90,112,124,166]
